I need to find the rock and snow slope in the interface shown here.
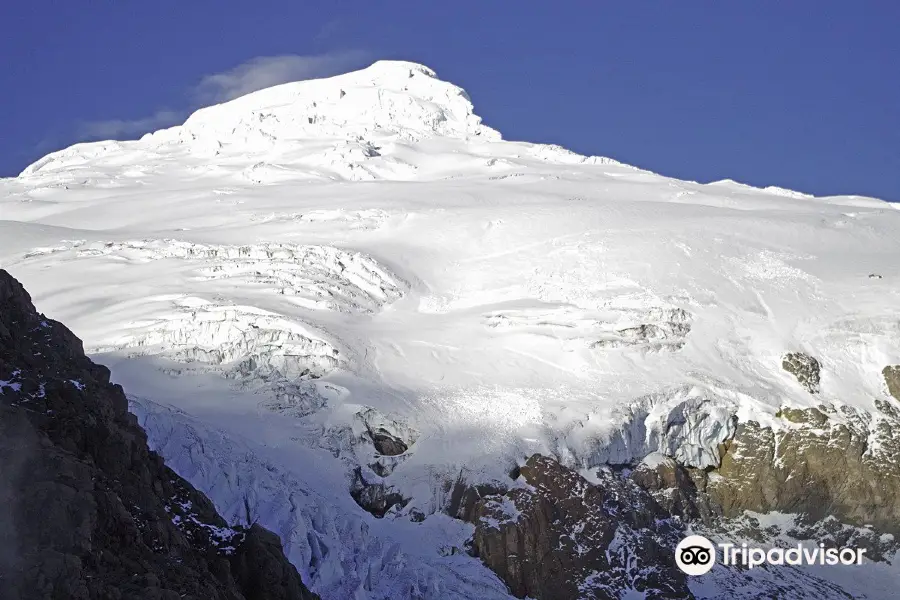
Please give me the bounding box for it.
[2,60,900,598]
[0,269,319,600]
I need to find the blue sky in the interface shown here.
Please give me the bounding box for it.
[2,2,898,200]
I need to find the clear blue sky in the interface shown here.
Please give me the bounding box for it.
[2,2,898,201]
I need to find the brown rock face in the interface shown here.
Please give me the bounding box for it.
[707,404,900,535]
[0,270,318,600]
[629,456,719,524]
[884,365,900,402]
[471,455,690,600]
[445,471,508,523]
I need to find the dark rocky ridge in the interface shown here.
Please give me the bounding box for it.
[0,270,318,600]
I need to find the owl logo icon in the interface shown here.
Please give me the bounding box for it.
[675,535,716,575]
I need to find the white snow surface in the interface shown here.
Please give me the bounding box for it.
[3,60,900,598]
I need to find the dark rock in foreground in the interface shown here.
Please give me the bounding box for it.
[0,270,318,600]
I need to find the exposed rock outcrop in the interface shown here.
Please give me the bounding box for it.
[628,454,718,524]
[884,365,900,402]
[354,407,418,456]
[474,434,900,599]
[229,525,318,600]
[348,407,418,476]
[782,352,821,394]
[0,270,318,600]
[627,401,900,537]
[349,467,408,518]
[706,403,900,535]
[588,308,692,353]
[470,454,690,600]
[445,471,508,523]
[370,429,407,456]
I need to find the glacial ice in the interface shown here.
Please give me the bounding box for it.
[560,386,737,470]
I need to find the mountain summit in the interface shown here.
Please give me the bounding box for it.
[169,60,501,147]
[21,61,502,179]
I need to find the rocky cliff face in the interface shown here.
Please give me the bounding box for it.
[626,354,900,538]
[885,365,900,402]
[0,270,318,600]
[707,402,900,535]
[463,378,900,599]
[470,454,690,600]
[629,454,718,524]
[469,446,900,600]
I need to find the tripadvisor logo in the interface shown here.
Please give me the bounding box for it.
[675,534,868,576]
[676,535,716,575]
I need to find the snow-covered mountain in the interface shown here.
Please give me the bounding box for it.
[3,60,900,599]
